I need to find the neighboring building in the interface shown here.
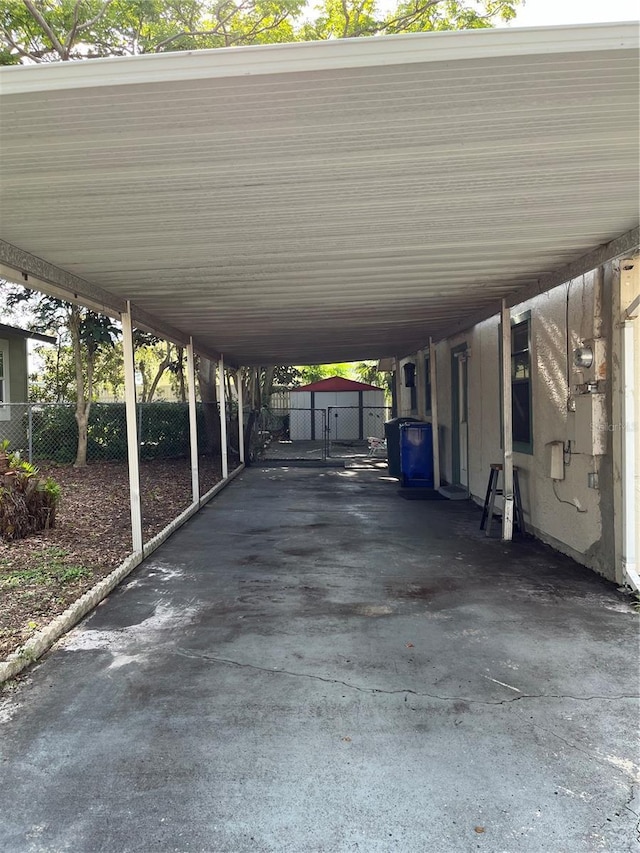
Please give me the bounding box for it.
[393,256,640,587]
[0,323,56,448]
[290,376,388,441]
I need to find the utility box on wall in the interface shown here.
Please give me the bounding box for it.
[574,393,607,455]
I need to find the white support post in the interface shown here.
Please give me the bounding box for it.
[429,337,440,490]
[122,301,143,553]
[394,357,403,416]
[218,355,229,479]
[415,348,425,419]
[501,299,514,541]
[622,319,638,587]
[186,337,200,505]
[237,368,245,464]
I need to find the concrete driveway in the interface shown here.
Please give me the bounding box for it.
[0,465,638,853]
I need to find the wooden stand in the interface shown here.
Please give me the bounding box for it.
[480,463,526,536]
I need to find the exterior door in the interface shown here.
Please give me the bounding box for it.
[451,344,469,488]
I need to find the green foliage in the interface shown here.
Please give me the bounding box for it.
[0,0,523,66]
[28,402,210,463]
[0,446,61,541]
[30,341,124,403]
[0,547,91,588]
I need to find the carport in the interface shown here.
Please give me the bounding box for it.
[0,22,639,851]
[1,22,639,552]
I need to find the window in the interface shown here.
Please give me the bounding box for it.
[499,313,533,454]
[511,317,532,451]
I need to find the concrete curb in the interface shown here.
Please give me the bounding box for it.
[0,463,245,685]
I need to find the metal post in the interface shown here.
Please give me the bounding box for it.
[416,348,426,419]
[501,299,514,541]
[236,369,245,464]
[218,355,228,479]
[622,319,638,586]
[187,338,200,504]
[429,337,440,489]
[122,301,143,553]
[394,357,403,417]
[27,402,33,464]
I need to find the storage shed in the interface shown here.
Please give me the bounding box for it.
[290,376,387,441]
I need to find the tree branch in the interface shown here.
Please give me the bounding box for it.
[75,0,114,36]
[22,0,66,58]
[2,28,43,62]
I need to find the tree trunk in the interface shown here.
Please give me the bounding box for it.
[147,341,171,403]
[176,347,186,402]
[69,306,90,468]
[261,365,276,407]
[197,357,221,456]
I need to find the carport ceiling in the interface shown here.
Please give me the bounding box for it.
[1,23,639,365]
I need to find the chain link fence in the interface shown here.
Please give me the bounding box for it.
[0,401,235,466]
[255,407,327,462]
[327,405,391,457]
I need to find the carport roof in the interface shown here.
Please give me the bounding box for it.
[0,23,638,366]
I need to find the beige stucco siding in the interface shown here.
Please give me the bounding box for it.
[397,265,619,578]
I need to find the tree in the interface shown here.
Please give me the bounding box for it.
[2,282,119,467]
[0,0,521,66]
[30,340,124,402]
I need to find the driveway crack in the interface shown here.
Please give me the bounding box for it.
[175,648,639,707]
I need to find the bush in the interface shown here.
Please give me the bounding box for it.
[29,402,209,463]
[0,446,61,542]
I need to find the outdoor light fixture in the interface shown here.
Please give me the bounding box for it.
[403,362,416,387]
[573,346,594,369]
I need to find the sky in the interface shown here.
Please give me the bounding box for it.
[501,0,639,27]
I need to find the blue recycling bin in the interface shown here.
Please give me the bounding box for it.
[399,422,434,488]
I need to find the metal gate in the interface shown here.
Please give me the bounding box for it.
[254,407,327,463]
[327,405,391,458]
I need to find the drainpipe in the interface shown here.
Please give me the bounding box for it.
[122,301,143,554]
[429,337,440,490]
[501,300,514,541]
[186,337,199,505]
[218,355,229,479]
[593,266,605,340]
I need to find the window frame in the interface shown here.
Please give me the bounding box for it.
[499,311,533,455]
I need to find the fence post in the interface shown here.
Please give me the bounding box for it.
[122,301,143,554]
[237,369,245,464]
[187,337,200,504]
[218,355,228,479]
[27,403,33,464]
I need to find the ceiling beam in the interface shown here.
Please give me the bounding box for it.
[0,240,226,364]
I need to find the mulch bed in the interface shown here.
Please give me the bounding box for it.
[0,457,221,661]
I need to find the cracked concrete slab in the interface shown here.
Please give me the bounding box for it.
[0,465,638,852]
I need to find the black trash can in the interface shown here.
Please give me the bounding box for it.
[384,417,420,479]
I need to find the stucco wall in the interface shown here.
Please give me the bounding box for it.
[397,266,618,579]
